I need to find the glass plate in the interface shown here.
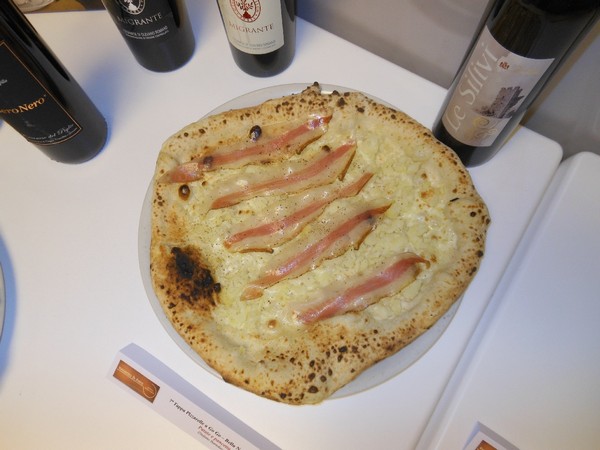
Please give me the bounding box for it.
[138,83,461,399]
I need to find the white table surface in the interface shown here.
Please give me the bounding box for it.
[417,152,600,450]
[0,2,562,449]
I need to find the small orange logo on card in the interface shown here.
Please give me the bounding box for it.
[476,440,497,450]
[113,360,160,403]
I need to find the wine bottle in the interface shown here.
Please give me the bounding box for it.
[433,0,600,167]
[102,0,195,72]
[0,1,107,164]
[216,0,296,77]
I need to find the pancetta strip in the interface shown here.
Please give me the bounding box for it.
[294,253,428,325]
[211,142,356,210]
[224,173,373,253]
[160,114,332,183]
[241,203,390,300]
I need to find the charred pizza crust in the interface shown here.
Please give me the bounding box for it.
[150,83,490,404]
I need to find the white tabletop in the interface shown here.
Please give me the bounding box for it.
[418,152,600,450]
[0,3,562,449]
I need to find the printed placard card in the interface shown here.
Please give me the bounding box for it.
[463,422,519,450]
[109,343,280,450]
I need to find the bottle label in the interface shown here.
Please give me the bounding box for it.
[0,41,82,145]
[218,0,284,55]
[442,27,553,147]
[107,0,177,43]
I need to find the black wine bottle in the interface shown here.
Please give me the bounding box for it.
[216,0,296,77]
[0,1,107,164]
[102,0,195,72]
[433,0,600,167]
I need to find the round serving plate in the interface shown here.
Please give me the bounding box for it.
[139,83,461,399]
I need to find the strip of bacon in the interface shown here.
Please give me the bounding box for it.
[293,253,428,325]
[241,203,391,300]
[224,173,373,253]
[211,141,356,210]
[160,114,332,183]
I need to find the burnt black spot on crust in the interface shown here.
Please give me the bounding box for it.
[167,246,219,308]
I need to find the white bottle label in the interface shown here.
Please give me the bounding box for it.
[218,0,284,55]
[442,27,553,147]
[106,0,177,43]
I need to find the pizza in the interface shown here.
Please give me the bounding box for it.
[149,82,490,405]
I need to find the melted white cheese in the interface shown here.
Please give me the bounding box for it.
[181,107,459,339]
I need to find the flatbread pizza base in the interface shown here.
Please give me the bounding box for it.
[150,83,489,404]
